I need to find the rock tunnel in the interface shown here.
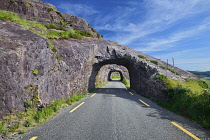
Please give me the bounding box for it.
[88,45,174,100]
[108,69,124,81]
[88,56,167,100]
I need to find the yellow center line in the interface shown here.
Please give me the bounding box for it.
[91,93,96,97]
[29,137,38,140]
[139,99,150,107]
[171,122,200,140]
[129,92,133,95]
[70,102,85,113]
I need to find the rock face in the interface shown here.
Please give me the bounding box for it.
[0,20,96,117]
[0,0,198,118]
[0,0,101,38]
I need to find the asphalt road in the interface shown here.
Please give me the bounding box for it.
[20,81,210,140]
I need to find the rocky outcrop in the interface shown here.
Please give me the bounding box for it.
[0,20,96,117]
[0,0,102,38]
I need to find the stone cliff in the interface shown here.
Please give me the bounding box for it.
[0,0,102,38]
[0,0,197,118]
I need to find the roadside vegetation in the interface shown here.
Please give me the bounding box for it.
[156,74,210,129]
[96,81,109,88]
[0,94,86,137]
[122,78,130,89]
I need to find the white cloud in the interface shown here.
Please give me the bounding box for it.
[135,20,210,52]
[98,0,210,46]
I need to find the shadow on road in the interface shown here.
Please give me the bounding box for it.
[91,81,210,137]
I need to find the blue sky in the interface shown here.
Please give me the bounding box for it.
[43,0,210,71]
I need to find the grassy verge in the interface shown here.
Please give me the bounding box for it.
[0,94,86,137]
[122,78,130,89]
[155,74,210,129]
[96,81,109,88]
[88,81,109,93]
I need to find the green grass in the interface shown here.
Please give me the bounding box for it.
[0,93,86,137]
[45,7,54,12]
[0,10,47,35]
[45,23,66,31]
[162,65,181,75]
[202,77,210,86]
[156,74,210,129]
[111,75,121,79]
[122,78,130,89]
[48,40,61,61]
[0,10,95,62]
[0,121,5,132]
[96,81,109,88]
[150,60,158,65]
[138,55,146,59]
[32,69,38,76]
[0,10,93,40]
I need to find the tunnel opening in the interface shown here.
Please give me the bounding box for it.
[88,45,171,100]
[94,64,130,88]
[108,69,124,82]
[88,58,138,91]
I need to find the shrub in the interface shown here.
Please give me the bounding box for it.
[150,60,158,65]
[138,55,146,59]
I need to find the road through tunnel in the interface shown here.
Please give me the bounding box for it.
[108,69,124,82]
[87,44,174,100]
[88,58,140,92]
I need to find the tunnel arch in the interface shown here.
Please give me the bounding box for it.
[108,69,124,81]
[88,42,198,100]
[88,57,141,92]
[88,45,170,100]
